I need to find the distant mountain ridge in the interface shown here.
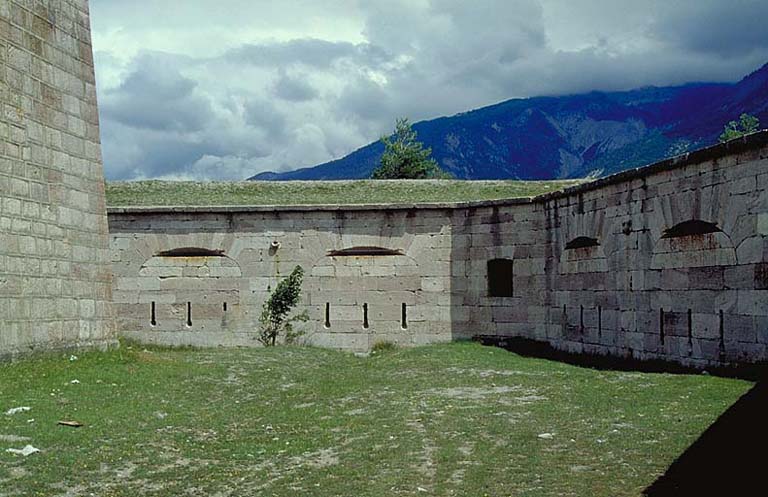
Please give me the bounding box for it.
[250,63,768,181]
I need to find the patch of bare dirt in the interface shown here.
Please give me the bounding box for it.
[0,435,30,443]
[425,385,530,400]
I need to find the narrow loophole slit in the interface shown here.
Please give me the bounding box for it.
[562,304,567,330]
[401,303,408,329]
[719,310,725,355]
[598,306,602,338]
[687,308,693,355]
[150,302,157,326]
[186,302,192,327]
[324,303,331,329]
[363,303,369,329]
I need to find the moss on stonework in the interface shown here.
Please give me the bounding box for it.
[105,180,583,207]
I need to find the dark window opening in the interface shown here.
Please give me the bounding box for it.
[158,247,225,257]
[662,220,721,239]
[565,236,600,250]
[324,303,331,329]
[401,303,408,329]
[363,303,369,329]
[328,246,404,257]
[150,302,157,326]
[223,302,227,312]
[186,302,192,327]
[487,259,514,297]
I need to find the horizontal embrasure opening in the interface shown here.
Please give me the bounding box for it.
[662,220,721,239]
[157,247,226,257]
[328,246,404,257]
[565,236,600,250]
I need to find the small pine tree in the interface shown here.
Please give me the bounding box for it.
[371,118,451,179]
[258,265,308,346]
[719,113,760,143]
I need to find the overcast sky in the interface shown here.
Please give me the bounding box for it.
[90,0,768,181]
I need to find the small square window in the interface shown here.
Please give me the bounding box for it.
[488,259,514,297]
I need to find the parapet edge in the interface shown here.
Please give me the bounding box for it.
[536,129,768,203]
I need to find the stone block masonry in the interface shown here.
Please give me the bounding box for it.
[454,132,768,368]
[108,208,456,351]
[108,132,768,368]
[0,0,116,359]
[1,1,763,371]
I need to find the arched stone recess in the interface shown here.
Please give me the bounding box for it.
[116,232,242,273]
[137,250,243,331]
[736,235,768,265]
[311,246,420,280]
[650,220,737,269]
[112,233,246,336]
[733,211,768,264]
[330,232,419,258]
[307,244,425,350]
[560,236,608,274]
[558,208,608,274]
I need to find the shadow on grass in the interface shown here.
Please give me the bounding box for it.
[473,335,767,381]
[474,335,768,496]
[643,380,768,496]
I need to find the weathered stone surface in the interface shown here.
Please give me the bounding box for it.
[1,0,115,360]
[106,132,768,367]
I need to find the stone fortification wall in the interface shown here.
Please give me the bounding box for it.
[455,133,768,368]
[108,207,455,351]
[108,132,768,366]
[1,0,115,359]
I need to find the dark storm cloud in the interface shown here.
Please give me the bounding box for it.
[336,76,392,122]
[100,53,215,133]
[99,120,214,179]
[652,0,768,57]
[272,72,319,102]
[243,97,288,138]
[100,113,274,181]
[91,0,768,180]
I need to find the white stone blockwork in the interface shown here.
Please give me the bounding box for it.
[1,0,116,359]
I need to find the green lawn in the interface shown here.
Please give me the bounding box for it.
[0,342,750,496]
[105,180,582,206]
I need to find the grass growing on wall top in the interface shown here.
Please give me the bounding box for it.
[105,179,582,206]
[0,342,751,496]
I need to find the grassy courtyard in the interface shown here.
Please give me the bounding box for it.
[105,180,582,206]
[0,342,751,497]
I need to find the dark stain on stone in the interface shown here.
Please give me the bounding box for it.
[755,263,768,290]
[490,206,502,247]
[622,220,632,236]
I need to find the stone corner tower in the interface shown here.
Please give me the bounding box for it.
[1,0,116,359]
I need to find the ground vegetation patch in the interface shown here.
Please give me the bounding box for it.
[0,342,750,496]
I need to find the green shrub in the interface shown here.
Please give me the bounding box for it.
[719,113,760,143]
[258,265,308,346]
[371,341,398,355]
